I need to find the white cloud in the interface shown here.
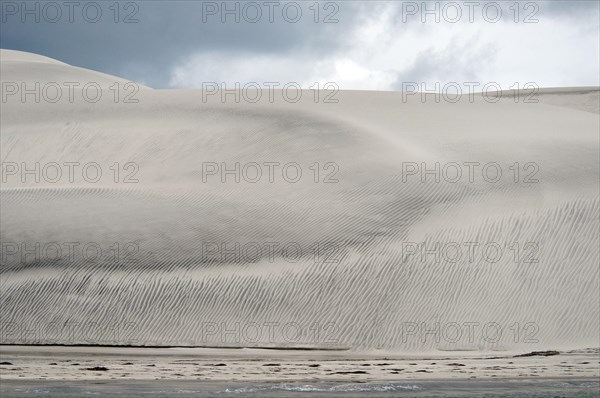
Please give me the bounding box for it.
[169,2,600,91]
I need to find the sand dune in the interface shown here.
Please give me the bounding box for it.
[0,50,598,353]
[0,50,147,89]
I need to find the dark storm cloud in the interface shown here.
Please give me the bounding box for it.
[384,0,599,24]
[1,1,363,87]
[540,0,600,17]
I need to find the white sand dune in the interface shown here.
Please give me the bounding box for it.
[0,50,598,353]
[0,50,147,89]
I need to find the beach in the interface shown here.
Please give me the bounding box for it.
[1,346,599,396]
[1,345,599,382]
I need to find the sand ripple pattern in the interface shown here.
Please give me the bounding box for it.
[1,78,599,351]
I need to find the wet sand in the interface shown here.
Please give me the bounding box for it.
[1,346,598,382]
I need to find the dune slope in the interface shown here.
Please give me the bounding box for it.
[0,51,598,352]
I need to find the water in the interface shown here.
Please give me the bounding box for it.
[1,379,598,397]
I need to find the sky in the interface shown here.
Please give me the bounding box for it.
[1,0,599,90]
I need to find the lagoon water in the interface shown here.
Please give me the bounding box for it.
[2,379,599,398]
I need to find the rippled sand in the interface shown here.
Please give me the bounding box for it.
[1,50,599,354]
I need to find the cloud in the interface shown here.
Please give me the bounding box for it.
[1,1,598,90]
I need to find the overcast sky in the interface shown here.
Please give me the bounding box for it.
[1,1,599,90]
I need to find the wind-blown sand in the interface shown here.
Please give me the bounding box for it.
[0,50,599,373]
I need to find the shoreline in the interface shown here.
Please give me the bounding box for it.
[1,345,598,382]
